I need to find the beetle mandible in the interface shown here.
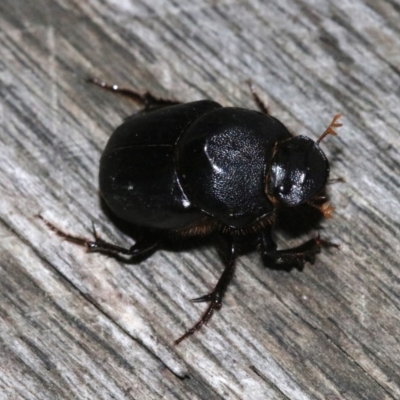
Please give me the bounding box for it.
[42,78,341,345]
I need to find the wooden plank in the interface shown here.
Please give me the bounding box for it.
[1,0,400,398]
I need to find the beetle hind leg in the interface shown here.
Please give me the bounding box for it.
[87,77,180,111]
[174,237,236,345]
[38,215,160,258]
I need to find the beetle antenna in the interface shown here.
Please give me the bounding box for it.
[317,113,342,144]
[308,200,335,219]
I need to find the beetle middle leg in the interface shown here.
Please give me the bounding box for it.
[260,229,338,271]
[38,215,161,258]
[174,236,237,345]
[88,77,180,111]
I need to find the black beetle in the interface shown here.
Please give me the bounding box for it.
[41,79,341,345]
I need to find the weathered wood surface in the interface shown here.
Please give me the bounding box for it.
[1,0,400,399]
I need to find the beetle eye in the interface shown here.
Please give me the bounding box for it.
[268,136,329,206]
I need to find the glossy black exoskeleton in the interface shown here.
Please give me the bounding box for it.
[41,79,341,345]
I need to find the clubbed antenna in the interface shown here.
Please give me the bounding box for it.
[317,113,342,144]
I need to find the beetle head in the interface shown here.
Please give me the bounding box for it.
[267,135,329,207]
[267,113,341,208]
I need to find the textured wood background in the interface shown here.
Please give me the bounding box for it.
[1,1,400,399]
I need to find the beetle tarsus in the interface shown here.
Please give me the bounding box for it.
[87,77,180,111]
[174,299,219,345]
[174,237,236,345]
[38,214,97,248]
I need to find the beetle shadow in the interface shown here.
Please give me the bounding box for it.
[328,142,344,164]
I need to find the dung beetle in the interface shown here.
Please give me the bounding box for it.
[41,78,341,345]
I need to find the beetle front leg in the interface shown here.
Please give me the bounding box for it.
[87,77,180,111]
[260,229,338,271]
[174,236,237,345]
[38,215,161,258]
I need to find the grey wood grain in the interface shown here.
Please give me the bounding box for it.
[1,0,400,399]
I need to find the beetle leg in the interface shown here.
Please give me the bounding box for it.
[247,80,269,114]
[174,237,237,345]
[38,215,160,257]
[260,230,338,271]
[86,231,160,257]
[87,77,180,111]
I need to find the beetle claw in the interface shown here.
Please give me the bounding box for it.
[190,293,214,303]
[174,298,220,346]
[38,214,90,247]
[315,235,340,249]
